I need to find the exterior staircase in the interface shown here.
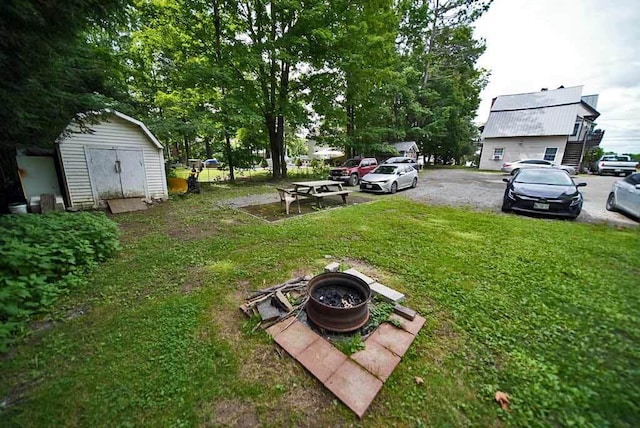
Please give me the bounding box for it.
[561,142,584,169]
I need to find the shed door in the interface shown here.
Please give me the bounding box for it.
[88,148,146,200]
[118,149,145,197]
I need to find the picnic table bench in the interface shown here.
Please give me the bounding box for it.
[277,181,351,214]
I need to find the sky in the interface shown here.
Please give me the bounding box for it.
[473,0,640,154]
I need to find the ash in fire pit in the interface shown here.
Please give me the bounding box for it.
[306,272,371,333]
[313,285,365,308]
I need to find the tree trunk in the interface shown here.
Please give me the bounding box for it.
[422,0,440,88]
[265,113,282,179]
[214,0,234,182]
[204,137,212,159]
[184,136,191,163]
[224,131,235,182]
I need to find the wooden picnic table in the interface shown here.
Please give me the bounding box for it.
[277,180,350,214]
[292,180,350,208]
[291,180,344,194]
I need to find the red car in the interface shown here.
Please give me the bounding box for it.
[328,157,378,186]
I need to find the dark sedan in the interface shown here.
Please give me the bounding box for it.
[501,168,586,219]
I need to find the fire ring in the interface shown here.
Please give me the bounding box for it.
[306,272,371,333]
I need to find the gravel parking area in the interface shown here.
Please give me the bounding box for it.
[363,168,638,226]
[219,169,637,226]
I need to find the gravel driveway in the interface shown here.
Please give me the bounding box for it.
[220,169,637,226]
[362,168,638,226]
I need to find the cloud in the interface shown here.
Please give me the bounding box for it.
[474,0,640,153]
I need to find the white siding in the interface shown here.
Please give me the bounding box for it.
[58,115,168,209]
[479,136,567,171]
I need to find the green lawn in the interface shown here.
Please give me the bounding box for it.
[1,183,639,427]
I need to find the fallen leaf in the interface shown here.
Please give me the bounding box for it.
[494,391,510,411]
[414,376,424,385]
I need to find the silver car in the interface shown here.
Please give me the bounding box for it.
[501,159,576,175]
[606,172,640,219]
[359,164,418,194]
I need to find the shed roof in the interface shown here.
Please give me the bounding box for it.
[59,110,163,149]
[111,111,163,149]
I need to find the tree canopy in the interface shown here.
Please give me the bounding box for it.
[1,0,492,182]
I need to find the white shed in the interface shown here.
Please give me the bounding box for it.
[56,111,168,209]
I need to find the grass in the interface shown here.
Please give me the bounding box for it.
[1,182,639,427]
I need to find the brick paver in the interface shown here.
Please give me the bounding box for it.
[351,339,401,381]
[297,337,348,383]
[324,359,383,418]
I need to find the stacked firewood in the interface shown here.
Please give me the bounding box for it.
[240,276,311,330]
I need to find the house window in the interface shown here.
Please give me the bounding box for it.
[544,148,558,161]
[571,120,581,136]
[492,148,504,160]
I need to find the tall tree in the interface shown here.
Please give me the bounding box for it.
[227,0,336,179]
[0,0,129,149]
[396,0,490,164]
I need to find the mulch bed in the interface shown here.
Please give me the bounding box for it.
[239,195,373,222]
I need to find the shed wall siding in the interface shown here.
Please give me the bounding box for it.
[479,136,567,171]
[58,116,167,208]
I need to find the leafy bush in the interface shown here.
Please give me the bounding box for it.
[0,212,120,351]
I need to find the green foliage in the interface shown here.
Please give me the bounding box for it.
[334,333,366,355]
[369,299,395,330]
[0,212,120,351]
[0,0,129,151]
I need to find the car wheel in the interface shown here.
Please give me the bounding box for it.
[390,182,398,194]
[349,173,359,187]
[411,177,417,188]
[606,192,617,211]
[510,168,519,175]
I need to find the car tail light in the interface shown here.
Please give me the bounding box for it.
[600,162,605,167]
[503,162,510,167]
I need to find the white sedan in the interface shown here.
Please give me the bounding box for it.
[501,159,577,175]
[359,164,418,194]
[606,172,640,219]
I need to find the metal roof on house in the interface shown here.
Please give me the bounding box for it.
[490,86,583,111]
[483,104,579,138]
[392,141,418,151]
[482,86,600,138]
[581,94,599,110]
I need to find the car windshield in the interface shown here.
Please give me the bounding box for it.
[341,159,360,167]
[514,169,573,185]
[372,165,398,175]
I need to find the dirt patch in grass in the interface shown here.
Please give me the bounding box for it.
[210,399,260,427]
[239,195,373,222]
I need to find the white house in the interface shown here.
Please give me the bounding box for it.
[479,86,601,171]
[391,141,419,159]
[56,111,168,209]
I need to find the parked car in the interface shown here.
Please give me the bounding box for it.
[204,158,219,168]
[501,159,577,175]
[593,155,638,176]
[501,168,586,219]
[360,164,418,194]
[382,156,421,170]
[606,172,640,219]
[329,157,378,186]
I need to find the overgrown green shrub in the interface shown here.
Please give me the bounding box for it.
[0,212,120,351]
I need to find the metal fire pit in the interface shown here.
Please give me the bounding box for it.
[306,272,371,333]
